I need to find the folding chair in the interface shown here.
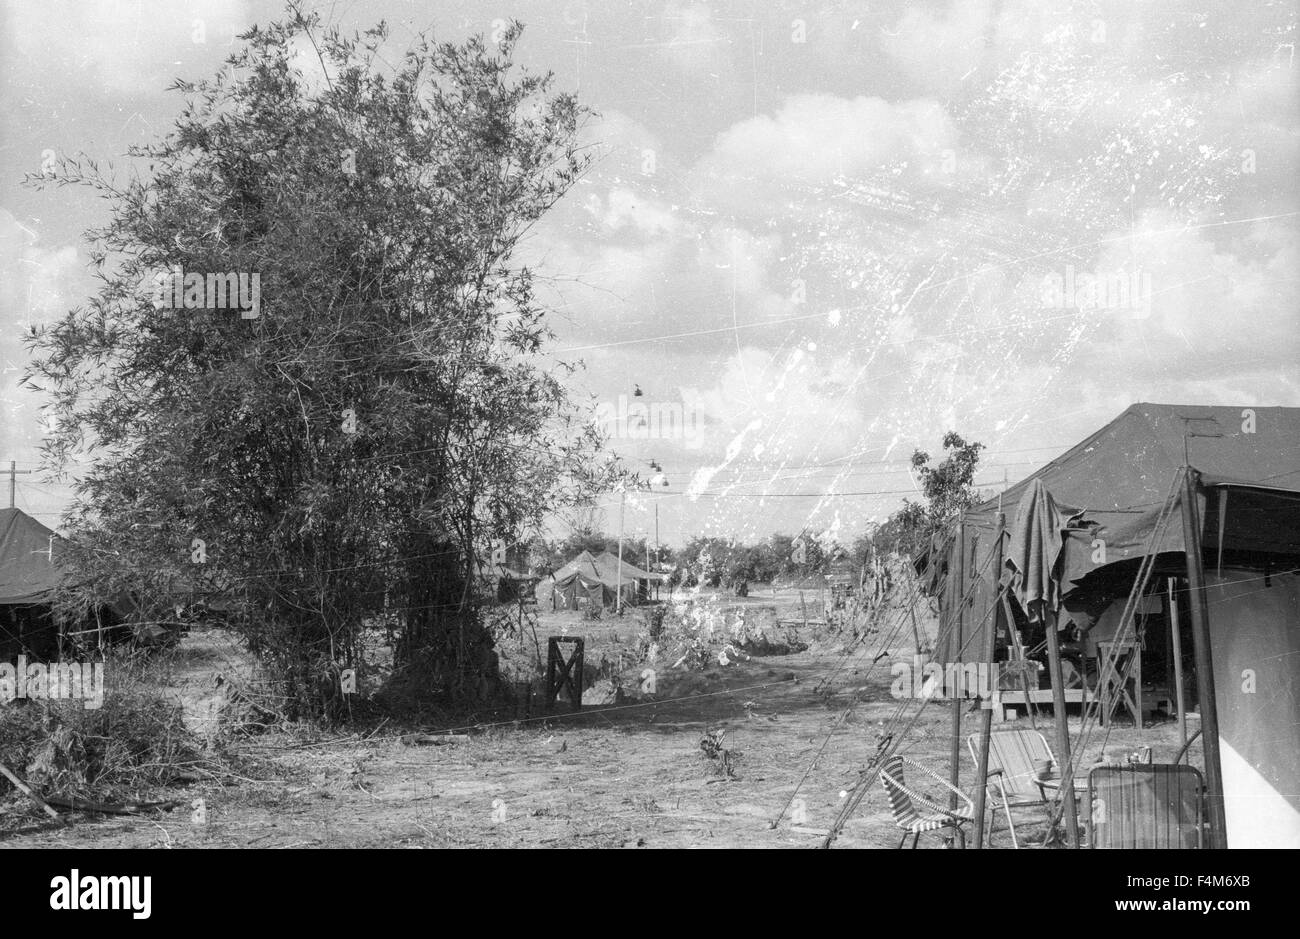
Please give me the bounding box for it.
[967,728,1083,848]
[880,755,975,849]
[1087,763,1204,848]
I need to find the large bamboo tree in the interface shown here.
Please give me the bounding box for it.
[24,5,611,719]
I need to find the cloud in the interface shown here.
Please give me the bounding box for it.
[686,345,872,464]
[880,0,995,94]
[1080,212,1299,387]
[4,0,252,97]
[0,208,86,459]
[699,94,959,188]
[651,1,732,74]
[585,188,681,237]
[699,225,782,297]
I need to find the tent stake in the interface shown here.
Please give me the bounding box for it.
[1180,467,1228,848]
[1044,606,1080,847]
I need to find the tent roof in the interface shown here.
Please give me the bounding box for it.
[551,550,660,588]
[590,551,661,583]
[966,403,1300,578]
[0,507,63,605]
[550,549,600,584]
[978,403,1299,511]
[937,403,1300,662]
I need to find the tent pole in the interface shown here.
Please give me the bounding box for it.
[1168,577,1187,749]
[906,580,923,655]
[973,513,1005,848]
[1180,467,1228,848]
[948,519,965,814]
[1216,489,1228,578]
[1044,605,1080,847]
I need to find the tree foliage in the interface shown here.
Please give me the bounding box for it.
[24,6,611,718]
[873,432,984,560]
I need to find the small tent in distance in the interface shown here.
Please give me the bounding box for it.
[541,549,663,610]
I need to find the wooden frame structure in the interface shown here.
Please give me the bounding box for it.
[545,636,584,712]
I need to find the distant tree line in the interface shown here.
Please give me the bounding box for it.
[523,432,987,593]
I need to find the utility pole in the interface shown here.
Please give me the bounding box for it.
[5,461,33,508]
[616,487,625,615]
[654,501,660,601]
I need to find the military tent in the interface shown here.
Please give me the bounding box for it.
[1,507,67,658]
[930,403,1299,848]
[0,507,62,605]
[542,550,661,609]
[1,507,134,658]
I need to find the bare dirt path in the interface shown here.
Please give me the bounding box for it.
[2,667,1192,848]
[2,602,1197,849]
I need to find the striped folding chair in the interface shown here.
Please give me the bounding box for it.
[968,728,1081,848]
[1087,764,1204,848]
[880,755,975,849]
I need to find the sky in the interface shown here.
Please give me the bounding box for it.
[1,0,1297,548]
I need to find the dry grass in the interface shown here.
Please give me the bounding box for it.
[1,593,1203,847]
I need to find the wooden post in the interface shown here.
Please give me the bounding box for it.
[1044,606,1080,847]
[1180,469,1228,848]
[972,513,1005,848]
[948,519,965,813]
[1168,577,1187,748]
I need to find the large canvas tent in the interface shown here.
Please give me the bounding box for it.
[0,507,62,605]
[1,507,68,658]
[930,403,1300,848]
[543,550,661,610]
[587,551,660,597]
[0,507,134,657]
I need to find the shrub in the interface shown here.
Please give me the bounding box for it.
[0,650,204,808]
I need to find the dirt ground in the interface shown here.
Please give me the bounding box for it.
[0,590,1201,849]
